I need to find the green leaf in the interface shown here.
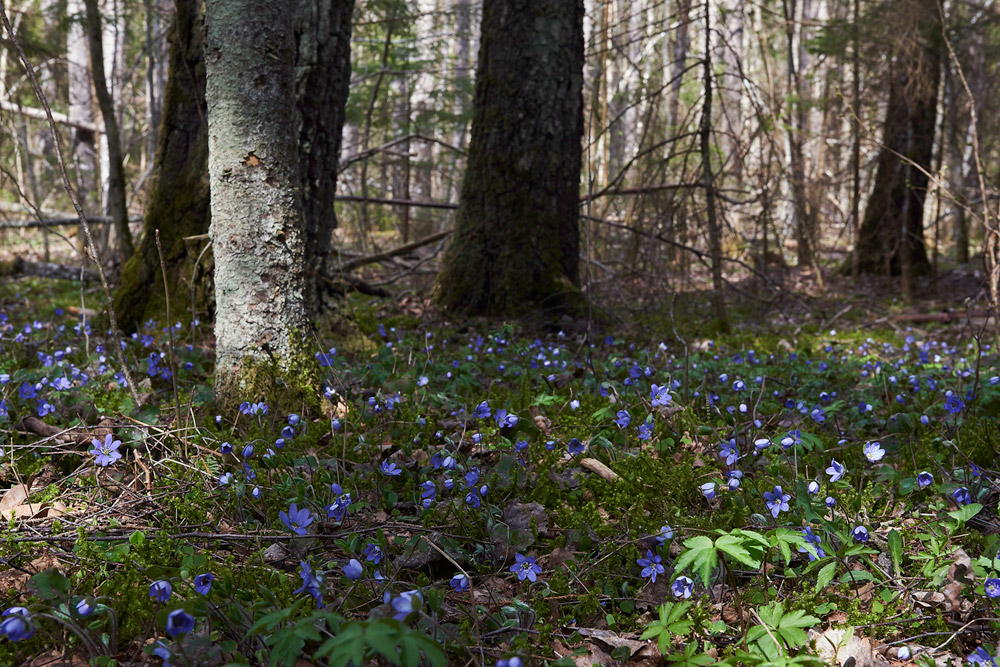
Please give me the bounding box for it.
[887,529,903,575]
[28,570,70,601]
[716,533,761,570]
[673,535,717,586]
[315,622,365,666]
[816,561,837,592]
[947,503,982,524]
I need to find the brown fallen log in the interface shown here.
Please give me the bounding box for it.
[892,311,990,323]
[0,257,98,281]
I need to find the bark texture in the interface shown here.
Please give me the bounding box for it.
[67,0,97,226]
[436,0,585,316]
[114,0,209,332]
[293,0,355,315]
[83,0,133,258]
[855,0,941,277]
[206,0,310,400]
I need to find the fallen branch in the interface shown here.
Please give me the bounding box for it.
[334,195,458,211]
[0,257,98,281]
[0,99,99,132]
[336,230,452,272]
[892,311,990,323]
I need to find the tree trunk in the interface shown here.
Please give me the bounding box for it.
[436,0,585,316]
[83,0,134,259]
[293,0,355,317]
[114,0,209,332]
[703,0,727,328]
[206,0,311,402]
[854,0,941,278]
[67,0,97,254]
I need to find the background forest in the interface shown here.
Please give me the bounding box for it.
[0,0,1000,666]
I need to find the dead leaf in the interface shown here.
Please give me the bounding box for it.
[0,484,31,515]
[809,627,892,667]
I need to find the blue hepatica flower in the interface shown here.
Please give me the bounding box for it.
[763,485,791,518]
[294,560,323,607]
[614,410,631,429]
[945,394,965,414]
[75,598,96,617]
[825,459,846,482]
[343,559,364,581]
[671,576,694,599]
[636,420,653,440]
[90,433,123,467]
[496,658,523,667]
[363,543,384,564]
[701,482,717,500]
[917,471,934,488]
[807,481,820,495]
[654,525,674,546]
[968,647,998,666]
[727,470,743,489]
[651,384,671,407]
[450,573,469,592]
[799,527,826,561]
[391,590,423,621]
[280,503,314,535]
[852,526,869,543]
[0,607,33,641]
[825,496,836,508]
[637,550,665,582]
[567,438,585,456]
[165,609,195,638]
[863,441,885,463]
[985,578,1000,598]
[719,440,739,465]
[953,487,973,505]
[419,481,436,507]
[193,573,214,595]
[474,401,491,419]
[496,409,518,428]
[379,461,402,477]
[149,580,172,603]
[510,553,543,582]
[327,484,353,522]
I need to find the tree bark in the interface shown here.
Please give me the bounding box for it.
[114,0,209,332]
[293,0,355,316]
[854,0,941,278]
[83,0,134,258]
[67,0,97,244]
[435,0,585,316]
[206,0,311,401]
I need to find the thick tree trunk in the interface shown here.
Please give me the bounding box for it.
[293,0,355,316]
[854,0,941,278]
[206,0,310,402]
[436,0,585,316]
[67,0,98,251]
[114,0,209,332]
[83,0,134,259]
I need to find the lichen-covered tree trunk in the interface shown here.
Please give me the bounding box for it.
[293,0,355,317]
[67,0,97,243]
[855,0,940,278]
[114,0,210,332]
[435,0,584,316]
[206,0,310,402]
[83,0,133,259]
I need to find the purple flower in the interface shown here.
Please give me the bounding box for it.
[90,433,123,467]
[953,487,973,505]
[985,578,1000,598]
[496,658,523,667]
[509,553,542,582]
[852,525,869,543]
[917,471,934,488]
[343,559,364,580]
[863,441,885,463]
[763,485,791,518]
[0,607,33,642]
[75,598,96,617]
[614,410,631,428]
[719,440,739,465]
[165,609,195,637]
[294,560,323,607]
[363,543,384,564]
[474,401,491,419]
[450,573,469,592]
[825,459,846,482]
[825,496,836,508]
[149,580,172,603]
[671,576,694,599]
[654,525,673,546]
[636,420,653,440]
[379,461,402,477]
[391,590,423,621]
[968,647,997,666]
[807,481,820,495]
[798,527,826,561]
[496,409,518,428]
[279,503,314,535]
[567,438,585,456]
[193,573,214,595]
[944,394,965,414]
[701,482,717,500]
[637,550,664,582]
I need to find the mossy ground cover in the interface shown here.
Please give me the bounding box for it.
[0,280,999,666]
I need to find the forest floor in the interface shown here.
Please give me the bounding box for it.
[0,268,999,667]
